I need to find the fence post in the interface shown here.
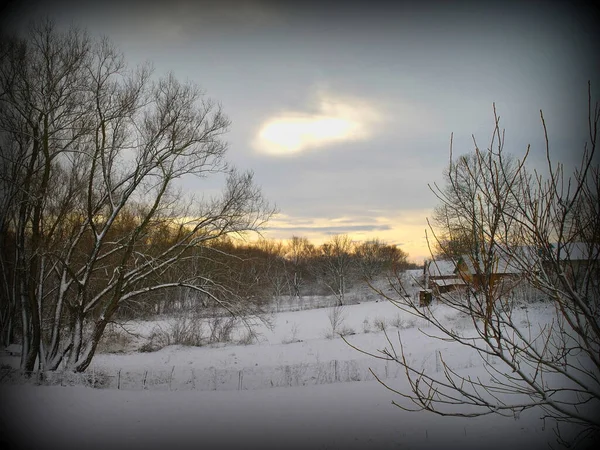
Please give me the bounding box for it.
[169,365,175,390]
[238,369,243,391]
[117,369,121,390]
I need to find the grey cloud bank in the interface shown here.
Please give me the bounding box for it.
[2,0,598,260]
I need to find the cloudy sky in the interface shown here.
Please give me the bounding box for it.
[2,0,598,262]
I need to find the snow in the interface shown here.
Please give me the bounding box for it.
[1,380,554,450]
[426,259,456,277]
[95,301,411,369]
[0,295,576,449]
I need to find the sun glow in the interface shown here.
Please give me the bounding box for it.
[258,117,353,154]
[254,93,381,156]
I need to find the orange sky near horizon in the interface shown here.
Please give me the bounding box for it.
[255,210,434,264]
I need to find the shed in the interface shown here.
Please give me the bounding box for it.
[425,259,466,295]
[455,252,522,294]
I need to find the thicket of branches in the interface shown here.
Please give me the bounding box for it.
[112,235,415,317]
[0,21,276,373]
[219,234,415,312]
[0,20,418,374]
[362,87,599,447]
[284,235,413,306]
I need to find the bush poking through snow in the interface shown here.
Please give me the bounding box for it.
[337,326,356,337]
[139,327,170,352]
[97,325,137,353]
[139,316,206,352]
[207,316,237,344]
[139,315,241,352]
[390,314,416,330]
[372,317,387,332]
[169,316,206,347]
[237,329,256,346]
[326,304,347,339]
[282,322,302,344]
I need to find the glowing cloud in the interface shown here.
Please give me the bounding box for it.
[254,94,381,156]
[258,210,432,263]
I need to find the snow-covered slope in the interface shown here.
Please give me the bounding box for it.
[0,297,572,449]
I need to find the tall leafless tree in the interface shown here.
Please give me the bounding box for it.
[317,234,355,306]
[0,21,274,373]
[285,235,314,300]
[252,238,290,312]
[430,148,522,261]
[353,86,600,447]
[354,238,409,281]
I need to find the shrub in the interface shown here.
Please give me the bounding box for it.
[97,326,136,353]
[391,314,416,330]
[372,317,387,332]
[139,316,206,352]
[207,316,237,344]
[327,304,346,339]
[237,329,256,346]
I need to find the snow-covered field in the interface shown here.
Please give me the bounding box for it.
[0,296,574,450]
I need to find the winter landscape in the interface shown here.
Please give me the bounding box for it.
[1,1,599,450]
[1,285,579,450]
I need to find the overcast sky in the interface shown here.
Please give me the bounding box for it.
[2,0,599,262]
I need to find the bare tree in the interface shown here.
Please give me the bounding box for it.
[355,238,410,281]
[326,303,346,339]
[430,148,523,261]
[317,234,355,306]
[285,235,314,300]
[352,87,600,447]
[0,21,274,373]
[253,238,290,312]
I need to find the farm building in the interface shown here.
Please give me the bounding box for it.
[524,242,598,290]
[426,242,596,299]
[424,259,466,295]
[455,252,522,295]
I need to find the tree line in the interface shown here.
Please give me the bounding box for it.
[105,233,417,319]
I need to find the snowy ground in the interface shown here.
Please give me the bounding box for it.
[0,295,575,450]
[1,379,555,450]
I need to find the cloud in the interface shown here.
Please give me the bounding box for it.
[267,224,393,235]
[253,92,382,156]
[263,214,390,240]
